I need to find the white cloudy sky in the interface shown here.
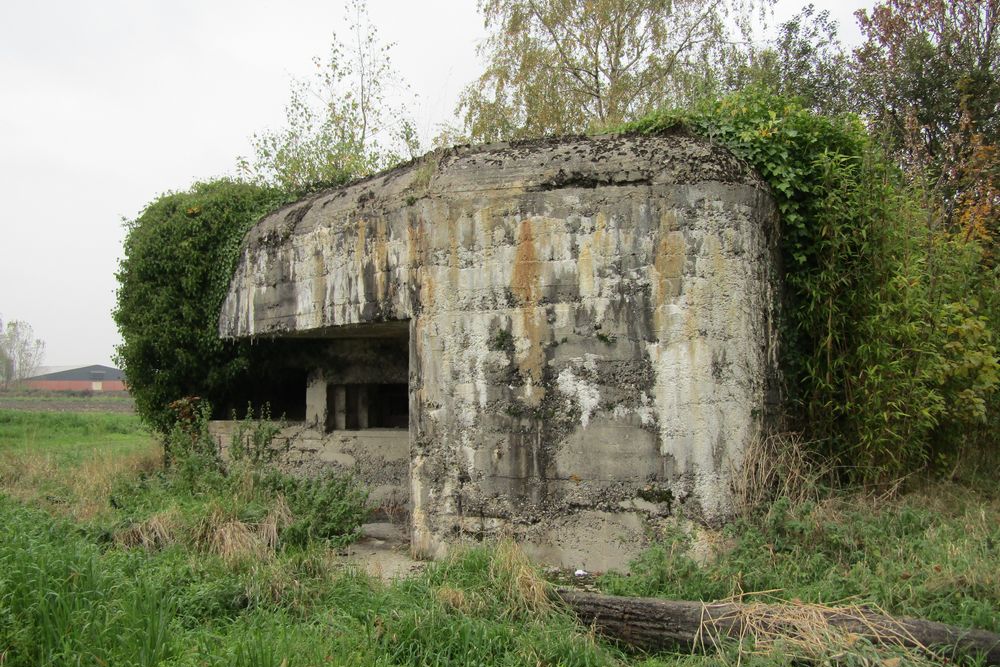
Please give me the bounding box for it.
[0,0,873,367]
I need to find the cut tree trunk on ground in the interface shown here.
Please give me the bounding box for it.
[555,589,1000,665]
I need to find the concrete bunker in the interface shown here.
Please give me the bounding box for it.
[213,133,781,571]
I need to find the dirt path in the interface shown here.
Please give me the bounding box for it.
[345,522,425,580]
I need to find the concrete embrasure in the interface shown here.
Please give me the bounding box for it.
[217,133,781,571]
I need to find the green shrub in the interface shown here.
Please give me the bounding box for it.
[162,398,226,491]
[624,90,999,478]
[114,179,289,432]
[259,471,370,547]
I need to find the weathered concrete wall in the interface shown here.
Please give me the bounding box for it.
[219,133,781,570]
[208,421,408,510]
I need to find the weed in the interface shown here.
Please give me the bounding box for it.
[260,470,370,547]
[229,403,286,466]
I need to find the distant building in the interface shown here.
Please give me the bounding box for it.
[25,365,126,392]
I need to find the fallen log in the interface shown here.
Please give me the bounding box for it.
[555,588,1000,665]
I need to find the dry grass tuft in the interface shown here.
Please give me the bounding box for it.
[730,431,829,517]
[71,449,162,520]
[697,597,940,666]
[488,539,551,616]
[436,586,470,612]
[194,506,270,565]
[115,509,180,550]
[192,498,297,565]
[259,494,294,551]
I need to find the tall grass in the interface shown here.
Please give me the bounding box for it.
[601,484,1000,635]
[0,497,624,666]
[0,499,178,666]
[0,409,151,459]
[0,409,159,520]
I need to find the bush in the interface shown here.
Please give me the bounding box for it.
[114,179,289,432]
[258,471,369,548]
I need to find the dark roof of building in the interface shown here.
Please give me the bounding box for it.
[29,364,124,382]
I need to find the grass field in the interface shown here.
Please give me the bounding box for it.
[1,407,997,666]
[0,409,158,521]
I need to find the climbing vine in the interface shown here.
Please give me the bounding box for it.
[623,90,998,479]
[114,180,291,432]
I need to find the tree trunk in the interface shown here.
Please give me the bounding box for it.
[554,588,1000,665]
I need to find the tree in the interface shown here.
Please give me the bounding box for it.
[459,0,770,142]
[724,4,854,116]
[238,0,419,192]
[0,316,45,390]
[853,0,1000,239]
[849,0,1000,461]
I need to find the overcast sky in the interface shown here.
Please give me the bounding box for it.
[0,0,873,368]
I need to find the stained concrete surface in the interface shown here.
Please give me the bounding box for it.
[217,132,782,570]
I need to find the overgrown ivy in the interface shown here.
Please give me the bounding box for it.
[114,180,292,432]
[621,90,998,479]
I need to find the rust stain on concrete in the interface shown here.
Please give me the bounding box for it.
[511,219,546,386]
[577,240,594,298]
[653,210,685,335]
[511,219,540,303]
[408,216,435,309]
[374,218,389,300]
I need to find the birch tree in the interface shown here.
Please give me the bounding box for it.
[459,0,770,141]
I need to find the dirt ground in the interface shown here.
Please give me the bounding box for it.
[347,521,426,580]
[0,392,135,413]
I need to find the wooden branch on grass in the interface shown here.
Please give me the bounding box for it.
[554,588,1000,665]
